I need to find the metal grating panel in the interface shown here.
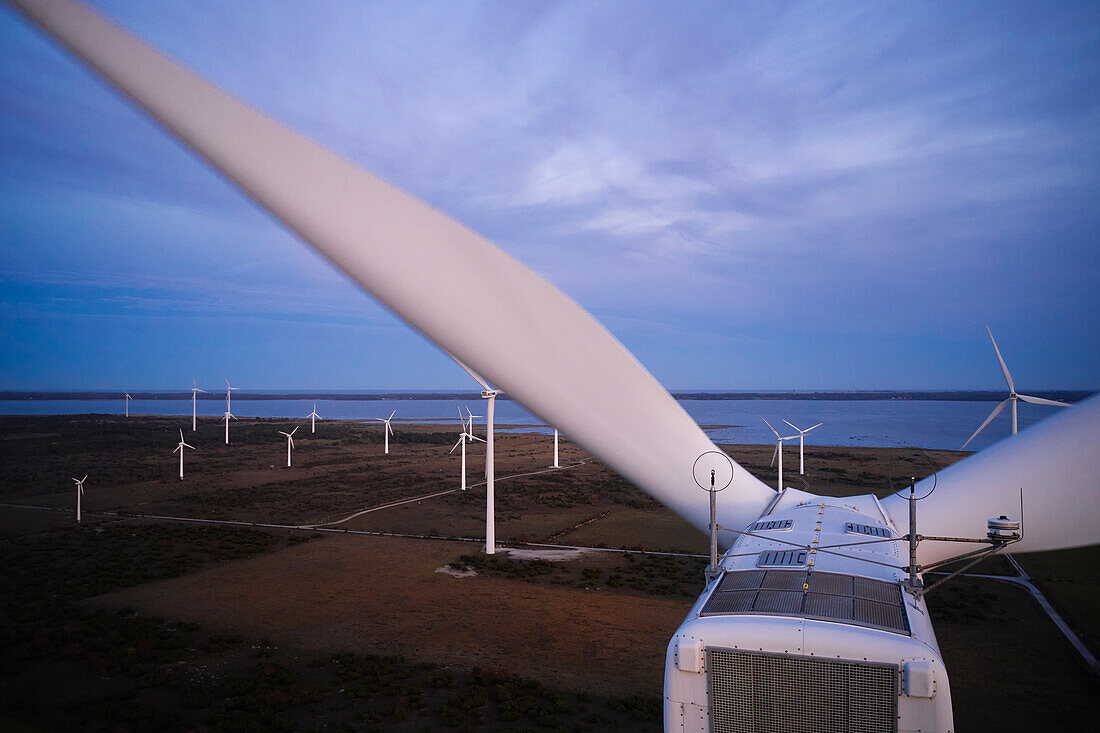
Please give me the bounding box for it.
[707,647,898,733]
[700,571,910,635]
[806,592,854,621]
[749,519,794,531]
[845,522,892,538]
[758,550,808,567]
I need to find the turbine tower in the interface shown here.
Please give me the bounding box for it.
[962,326,1071,448]
[174,429,195,479]
[222,409,237,444]
[451,357,500,554]
[72,475,86,523]
[190,380,206,431]
[279,426,298,467]
[307,402,322,434]
[450,407,484,491]
[551,428,560,468]
[783,420,823,475]
[124,392,131,417]
[224,378,238,413]
[374,410,396,454]
[763,418,798,492]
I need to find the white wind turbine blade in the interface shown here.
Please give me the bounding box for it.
[986,325,1015,393]
[805,422,823,433]
[388,410,397,421]
[182,441,194,450]
[388,422,395,437]
[6,0,777,537]
[761,417,780,439]
[960,399,1010,449]
[468,434,485,443]
[290,426,299,435]
[1017,394,1072,408]
[782,420,800,433]
[770,442,779,468]
[173,443,181,454]
[449,436,463,454]
[882,393,1100,563]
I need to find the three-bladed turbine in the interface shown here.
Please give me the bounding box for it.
[373,411,396,454]
[307,403,322,434]
[279,426,298,467]
[450,407,485,492]
[224,379,238,414]
[72,474,86,523]
[782,420,823,475]
[961,326,1071,449]
[190,380,206,431]
[763,418,799,492]
[174,428,195,479]
[124,392,131,417]
[222,409,237,444]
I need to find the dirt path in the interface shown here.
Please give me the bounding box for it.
[90,533,692,697]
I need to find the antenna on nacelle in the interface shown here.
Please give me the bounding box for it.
[694,451,734,580]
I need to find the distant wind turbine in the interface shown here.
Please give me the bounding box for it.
[72,475,86,523]
[174,429,195,479]
[190,380,206,431]
[307,402,322,434]
[452,357,501,554]
[374,410,396,454]
[763,418,799,492]
[124,392,131,417]
[222,409,237,444]
[551,428,561,468]
[783,420,823,475]
[279,426,298,467]
[962,326,1071,449]
[224,378,238,413]
[450,407,484,491]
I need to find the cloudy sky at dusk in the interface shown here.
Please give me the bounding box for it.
[1,0,1097,391]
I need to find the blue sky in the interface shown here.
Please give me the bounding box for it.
[0,0,1097,391]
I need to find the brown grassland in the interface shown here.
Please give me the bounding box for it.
[0,414,1096,731]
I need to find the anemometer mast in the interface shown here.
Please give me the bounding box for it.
[693,451,734,580]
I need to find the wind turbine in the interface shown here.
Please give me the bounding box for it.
[279,426,298,467]
[19,5,1097,728]
[962,326,1072,449]
[174,429,195,479]
[72,475,86,523]
[124,392,131,417]
[450,407,485,491]
[762,418,799,492]
[224,378,238,413]
[190,380,206,431]
[452,358,501,554]
[782,420,823,475]
[551,428,561,468]
[307,402,322,434]
[374,410,396,454]
[222,409,237,444]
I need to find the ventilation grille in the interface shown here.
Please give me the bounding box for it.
[750,518,794,531]
[845,522,892,538]
[758,550,808,567]
[707,647,898,733]
[701,570,910,635]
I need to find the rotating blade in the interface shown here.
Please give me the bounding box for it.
[6,0,776,537]
[960,399,1009,449]
[882,393,1100,562]
[1018,394,1072,408]
[986,325,1015,393]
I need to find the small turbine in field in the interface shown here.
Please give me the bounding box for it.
[374,410,396,454]
[962,326,1071,448]
[763,417,798,492]
[551,428,561,468]
[124,392,131,417]
[450,407,485,491]
[222,409,237,444]
[307,402,322,434]
[783,420,823,475]
[452,358,501,555]
[190,380,206,431]
[72,475,86,523]
[174,429,195,479]
[279,426,298,467]
[224,378,238,413]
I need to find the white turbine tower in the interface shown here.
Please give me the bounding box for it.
[551,428,560,468]
[307,402,322,434]
[782,420,823,475]
[124,392,131,417]
[190,380,206,431]
[224,378,238,413]
[374,410,396,454]
[962,326,1071,449]
[174,428,195,479]
[450,407,484,491]
[279,426,298,467]
[762,418,798,492]
[222,409,237,444]
[451,358,501,554]
[72,475,86,523]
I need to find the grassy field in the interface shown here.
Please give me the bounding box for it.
[0,414,1096,731]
